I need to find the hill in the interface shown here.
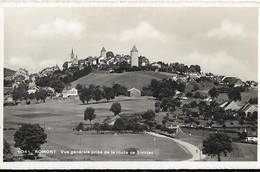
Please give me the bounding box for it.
[71,71,169,90]
[4,68,16,77]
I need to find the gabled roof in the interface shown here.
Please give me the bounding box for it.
[240,103,258,113]
[128,87,141,92]
[131,45,138,52]
[103,115,121,125]
[101,47,106,52]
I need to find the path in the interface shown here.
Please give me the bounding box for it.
[148,132,206,161]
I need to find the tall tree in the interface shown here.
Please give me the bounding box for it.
[102,86,115,102]
[208,87,219,99]
[14,123,47,159]
[93,87,103,102]
[227,88,241,101]
[110,102,122,116]
[202,132,233,161]
[50,80,65,93]
[84,107,96,124]
[79,87,92,104]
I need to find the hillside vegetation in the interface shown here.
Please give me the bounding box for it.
[4,68,16,77]
[71,71,169,90]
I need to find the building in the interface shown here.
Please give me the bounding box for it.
[219,100,242,111]
[103,115,121,126]
[100,47,106,58]
[63,49,79,70]
[239,104,258,117]
[128,87,141,97]
[130,45,138,67]
[28,87,39,94]
[138,56,149,67]
[62,87,78,98]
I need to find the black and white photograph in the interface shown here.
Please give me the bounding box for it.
[1,1,259,170]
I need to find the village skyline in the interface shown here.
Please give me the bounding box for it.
[4,7,258,81]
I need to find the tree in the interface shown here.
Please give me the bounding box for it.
[84,107,96,124]
[93,87,103,102]
[4,139,19,161]
[227,88,241,101]
[50,80,65,93]
[208,87,219,99]
[28,93,35,101]
[102,86,115,102]
[194,92,201,99]
[186,92,193,98]
[79,87,92,104]
[76,84,83,93]
[35,89,48,103]
[110,102,122,116]
[14,123,47,159]
[192,83,199,92]
[113,118,125,131]
[142,110,155,121]
[202,132,233,161]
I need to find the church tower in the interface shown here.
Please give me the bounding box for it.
[101,47,106,58]
[130,45,138,67]
[70,48,75,61]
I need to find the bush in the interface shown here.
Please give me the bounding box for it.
[75,122,84,131]
[155,124,163,130]
[155,109,160,113]
[142,110,155,121]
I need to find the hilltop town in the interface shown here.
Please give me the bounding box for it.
[3,46,258,161]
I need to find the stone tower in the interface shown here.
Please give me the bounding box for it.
[130,45,138,67]
[101,47,106,58]
[70,48,75,61]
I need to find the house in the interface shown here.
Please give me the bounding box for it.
[128,87,141,97]
[28,86,39,94]
[103,115,121,126]
[138,56,149,67]
[229,78,244,87]
[239,104,258,117]
[62,87,78,98]
[203,97,213,102]
[170,74,178,81]
[219,100,242,111]
[151,63,162,69]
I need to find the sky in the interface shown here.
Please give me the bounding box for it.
[4,7,258,81]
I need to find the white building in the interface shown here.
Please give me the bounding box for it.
[62,87,78,98]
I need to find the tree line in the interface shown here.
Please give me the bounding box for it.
[77,83,128,104]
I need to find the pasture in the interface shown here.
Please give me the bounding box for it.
[4,96,193,161]
[4,96,156,130]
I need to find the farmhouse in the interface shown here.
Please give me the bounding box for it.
[219,100,242,111]
[240,104,258,117]
[62,87,78,98]
[28,86,39,94]
[103,115,121,126]
[128,87,141,97]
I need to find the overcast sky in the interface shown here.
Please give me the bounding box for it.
[4,7,258,81]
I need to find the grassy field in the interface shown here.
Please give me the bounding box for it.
[4,129,192,161]
[4,96,194,161]
[70,71,168,90]
[176,129,257,161]
[4,96,157,130]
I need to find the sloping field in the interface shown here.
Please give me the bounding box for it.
[71,71,168,90]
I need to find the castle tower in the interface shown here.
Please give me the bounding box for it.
[101,47,106,58]
[130,45,138,67]
[70,48,75,61]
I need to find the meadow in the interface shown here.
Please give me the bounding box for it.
[3,96,192,161]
